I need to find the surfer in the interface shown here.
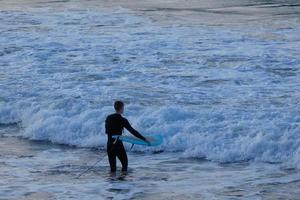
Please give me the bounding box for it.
[105,101,149,172]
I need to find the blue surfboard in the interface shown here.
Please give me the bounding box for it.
[112,135,163,146]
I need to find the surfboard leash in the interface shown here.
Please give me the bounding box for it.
[76,136,120,179]
[130,144,134,150]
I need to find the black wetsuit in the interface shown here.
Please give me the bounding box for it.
[105,113,146,172]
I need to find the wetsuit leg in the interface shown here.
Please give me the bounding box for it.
[107,144,117,172]
[116,144,128,172]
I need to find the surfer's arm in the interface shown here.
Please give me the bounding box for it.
[123,118,146,141]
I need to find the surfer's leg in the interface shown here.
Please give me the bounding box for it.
[117,145,128,172]
[107,146,117,172]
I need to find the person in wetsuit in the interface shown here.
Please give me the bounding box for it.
[105,101,149,172]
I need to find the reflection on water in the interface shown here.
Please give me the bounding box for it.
[1,137,300,200]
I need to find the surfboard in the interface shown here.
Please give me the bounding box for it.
[112,135,163,146]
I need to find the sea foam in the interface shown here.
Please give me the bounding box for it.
[0,7,300,167]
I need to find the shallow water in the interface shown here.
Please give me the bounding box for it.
[1,135,300,200]
[0,0,300,199]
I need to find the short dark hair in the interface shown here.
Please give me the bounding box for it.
[114,101,124,111]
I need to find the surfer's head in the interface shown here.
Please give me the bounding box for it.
[114,100,124,114]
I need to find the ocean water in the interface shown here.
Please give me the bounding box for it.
[0,0,300,199]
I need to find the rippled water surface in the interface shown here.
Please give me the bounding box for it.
[1,136,300,200]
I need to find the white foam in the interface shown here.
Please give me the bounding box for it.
[0,7,300,168]
[0,103,20,124]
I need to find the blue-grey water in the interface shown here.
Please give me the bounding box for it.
[0,0,300,199]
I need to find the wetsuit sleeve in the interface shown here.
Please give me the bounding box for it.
[123,118,146,141]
